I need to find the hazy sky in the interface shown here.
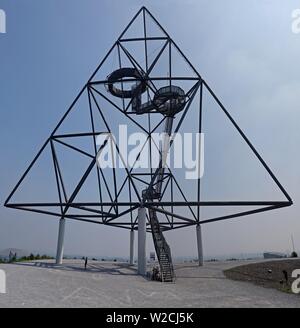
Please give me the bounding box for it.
[1,0,300,259]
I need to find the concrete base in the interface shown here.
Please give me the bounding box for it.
[129,229,134,265]
[196,224,203,266]
[56,218,66,265]
[137,207,146,275]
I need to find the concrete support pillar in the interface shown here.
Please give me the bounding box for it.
[137,207,146,275]
[196,224,203,266]
[129,229,134,265]
[56,218,66,265]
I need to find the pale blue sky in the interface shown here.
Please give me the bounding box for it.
[0,0,300,258]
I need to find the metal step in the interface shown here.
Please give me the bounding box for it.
[148,208,175,283]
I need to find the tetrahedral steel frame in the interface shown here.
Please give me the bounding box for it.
[4,7,292,232]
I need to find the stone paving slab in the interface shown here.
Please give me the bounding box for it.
[0,260,299,307]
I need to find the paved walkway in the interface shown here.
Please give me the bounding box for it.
[0,260,299,307]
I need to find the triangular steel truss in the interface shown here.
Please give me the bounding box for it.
[5,7,292,231]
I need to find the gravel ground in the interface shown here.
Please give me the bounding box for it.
[0,259,299,307]
[224,259,300,294]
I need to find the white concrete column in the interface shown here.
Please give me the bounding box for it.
[56,218,66,265]
[137,207,146,275]
[196,224,204,266]
[129,229,134,265]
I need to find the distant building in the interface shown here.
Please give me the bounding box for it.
[263,252,287,259]
[0,248,30,261]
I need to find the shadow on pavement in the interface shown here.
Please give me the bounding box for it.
[11,260,139,276]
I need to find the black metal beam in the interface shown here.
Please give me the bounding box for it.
[6,201,292,207]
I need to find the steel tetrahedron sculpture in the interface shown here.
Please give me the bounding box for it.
[5,7,292,281]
